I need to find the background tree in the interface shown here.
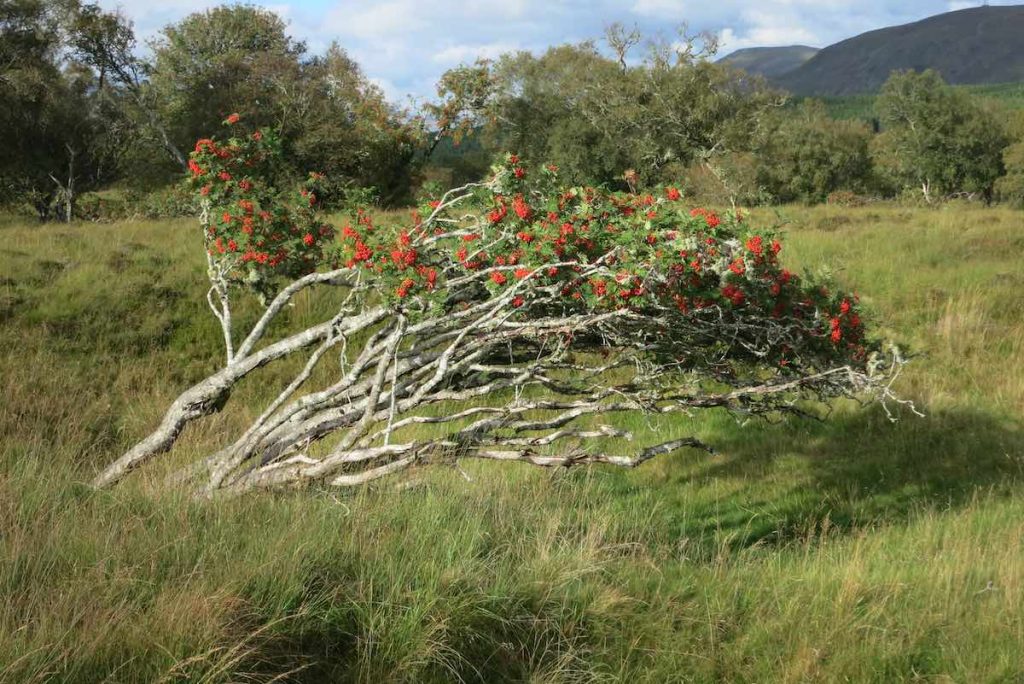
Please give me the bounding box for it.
[41,60,136,221]
[872,69,1007,202]
[431,29,782,188]
[146,5,304,154]
[754,99,874,203]
[289,44,423,206]
[0,0,68,214]
[422,60,495,156]
[147,6,422,205]
[994,111,1024,206]
[485,43,631,184]
[70,2,187,174]
[0,0,134,220]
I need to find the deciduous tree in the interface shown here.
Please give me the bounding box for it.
[873,70,1007,202]
[93,123,913,494]
[147,5,423,205]
[754,100,874,203]
[431,29,782,188]
[0,0,134,220]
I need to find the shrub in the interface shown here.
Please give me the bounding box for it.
[826,190,867,207]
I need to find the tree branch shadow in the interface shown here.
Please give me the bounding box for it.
[657,404,1024,550]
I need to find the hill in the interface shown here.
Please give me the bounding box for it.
[718,45,819,79]
[776,5,1024,96]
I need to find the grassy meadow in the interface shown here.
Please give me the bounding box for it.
[1,203,1023,682]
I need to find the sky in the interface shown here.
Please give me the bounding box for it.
[96,0,1022,103]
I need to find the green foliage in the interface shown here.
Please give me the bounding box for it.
[147,5,303,151]
[485,43,631,184]
[754,100,874,203]
[995,142,1024,206]
[0,0,133,219]
[994,111,1024,206]
[72,187,196,222]
[873,70,1008,201]
[420,130,492,188]
[145,6,421,205]
[816,83,1024,123]
[675,152,768,207]
[286,45,422,206]
[424,61,495,150]
[433,37,781,187]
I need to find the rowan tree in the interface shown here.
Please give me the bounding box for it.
[93,120,912,494]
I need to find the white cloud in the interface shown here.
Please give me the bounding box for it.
[431,42,522,65]
[96,0,1024,103]
[324,1,426,38]
[631,0,687,17]
[716,7,820,54]
[718,24,819,52]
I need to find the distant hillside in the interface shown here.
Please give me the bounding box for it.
[810,82,1024,122]
[718,46,819,79]
[776,6,1024,96]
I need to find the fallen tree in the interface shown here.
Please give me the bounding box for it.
[93,118,913,495]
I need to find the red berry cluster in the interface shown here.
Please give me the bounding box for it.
[188,116,334,292]
[188,142,871,366]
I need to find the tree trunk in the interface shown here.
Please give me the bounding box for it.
[49,146,77,223]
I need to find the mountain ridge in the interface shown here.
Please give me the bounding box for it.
[718,45,819,79]
[724,6,1024,96]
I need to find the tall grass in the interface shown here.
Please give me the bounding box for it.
[1,203,1022,682]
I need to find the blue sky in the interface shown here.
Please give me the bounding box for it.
[98,0,1022,103]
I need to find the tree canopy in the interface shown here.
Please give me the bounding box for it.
[432,34,783,188]
[873,69,1007,201]
[0,0,134,218]
[3,2,1024,219]
[754,100,874,203]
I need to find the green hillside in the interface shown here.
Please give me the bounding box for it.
[799,82,1024,121]
[719,45,819,79]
